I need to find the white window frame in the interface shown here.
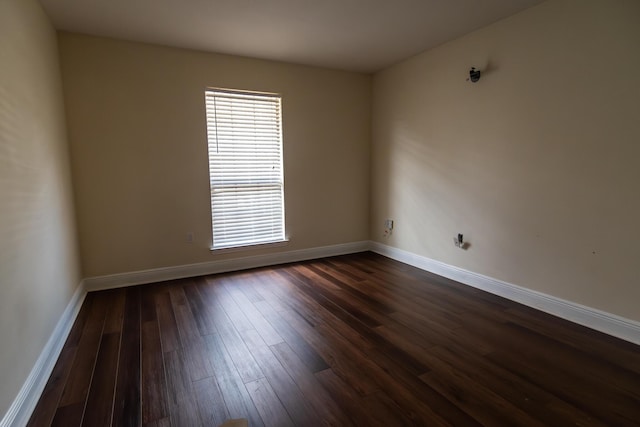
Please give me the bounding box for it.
[204,88,286,251]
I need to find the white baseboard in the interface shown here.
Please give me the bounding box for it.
[370,241,640,346]
[84,241,370,291]
[3,240,638,427]
[1,281,86,427]
[1,241,367,425]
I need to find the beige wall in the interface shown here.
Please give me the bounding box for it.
[58,34,371,277]
[371,0,640,322]
[0,0,82,417]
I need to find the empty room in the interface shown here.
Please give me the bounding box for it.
[1,0,639,426]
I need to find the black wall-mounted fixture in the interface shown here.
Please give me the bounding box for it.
[468,67,481,83]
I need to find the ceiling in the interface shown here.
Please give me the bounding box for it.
[39,0,544,73]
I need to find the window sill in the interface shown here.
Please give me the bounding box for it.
[210,239,289,254]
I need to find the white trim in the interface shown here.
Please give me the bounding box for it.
[84,241,369,291]
[369,241,640,346]
[210,239,289,254]
[4,240,638,427]
[1,281,86,427]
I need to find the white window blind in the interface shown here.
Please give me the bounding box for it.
[205,89,285,250]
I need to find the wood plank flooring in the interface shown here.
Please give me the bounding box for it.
[27,252,640,426]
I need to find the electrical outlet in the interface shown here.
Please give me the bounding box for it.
[453,233,468,250]
[383,219,394,238]
[186,232,194,243]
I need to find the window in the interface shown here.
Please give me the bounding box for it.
[204,88,285,250]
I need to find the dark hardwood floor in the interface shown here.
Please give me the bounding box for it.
[27,252,640,426]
